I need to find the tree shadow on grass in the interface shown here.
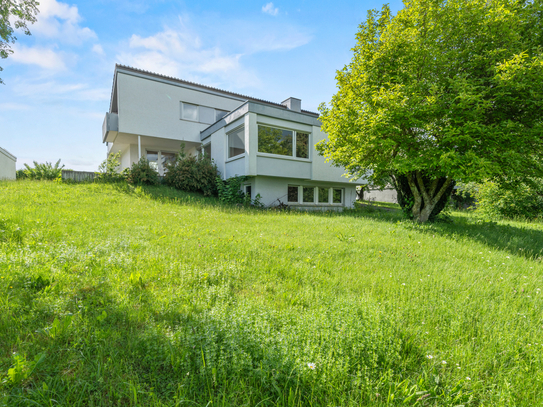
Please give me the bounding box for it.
[325,205,543,261]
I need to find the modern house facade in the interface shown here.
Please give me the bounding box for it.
[0,147,16,180]
[102,64,363,209]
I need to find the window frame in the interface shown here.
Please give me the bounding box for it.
[286,185,344,206]
[145,149,177,176]
[226,125,246,160]
[180,102,231,125]
[180,102,199,122]
[257,124,311,160]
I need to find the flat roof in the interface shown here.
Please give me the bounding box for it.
[113,64,319,117]
[0,146,16,161]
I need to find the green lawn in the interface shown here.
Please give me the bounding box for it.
[1,181,542,406]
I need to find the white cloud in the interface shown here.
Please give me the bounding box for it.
[92,44,105,55]
[117,23,260,88]
[10,45,66,70]
[262,2,279,16]
[33,0,96,44]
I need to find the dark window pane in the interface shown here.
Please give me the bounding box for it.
[318,187,329,203]
[288,186,298,202]
[258,125,293,156]
[228,127,245,158]
[245,186,252,198]
[203,144,211,157]
[333,189,342,203]
[303,187,315,203]
[296,132,309,158]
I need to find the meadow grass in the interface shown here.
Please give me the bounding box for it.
[0,180,542,406]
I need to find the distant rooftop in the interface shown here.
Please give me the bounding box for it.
[113,64,319,117]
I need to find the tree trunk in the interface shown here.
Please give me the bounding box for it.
[394,171,455,222]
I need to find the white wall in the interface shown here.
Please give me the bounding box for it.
[0,147,16,180]
[254,176,357,209]
[117,73,243,144]
[364,188,398,203]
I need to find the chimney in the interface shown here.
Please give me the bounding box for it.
[281,97,301,112]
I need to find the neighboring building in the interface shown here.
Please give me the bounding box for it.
[102,64,363,209]
[0,147,16,180]
[363,187,398,204]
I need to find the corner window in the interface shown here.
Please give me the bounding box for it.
[203,143,211,157]
[228,127,245,158]
[288,186,299,203]
[181,103,198,121]
[296,132,309,158]
[258,125,310,159]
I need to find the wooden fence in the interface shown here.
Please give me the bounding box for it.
[62,170,96,182]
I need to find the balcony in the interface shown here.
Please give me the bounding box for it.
[102,112,119,143]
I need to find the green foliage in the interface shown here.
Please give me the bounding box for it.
[15,169,26,180]
[22,160,64,180]
[473,180,543,220]
[5,353,46,386]
[164,149,219,196]
[126,158,159,186]
[318,0,543,222]
[0,0,39,84]
[216,176,248,204]
[95,152,124,183]
[0,218,23,244]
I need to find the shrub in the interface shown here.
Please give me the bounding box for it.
[15,169,27,180]
[216,176,247,204]
[96,152,125,183]
[473,180,543,220]
[22,160,64,181]
[126,158,159,186]
[164,150,218,196]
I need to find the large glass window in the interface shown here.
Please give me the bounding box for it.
[228,127,245,158]
[288,186,299,203]
[181,103,198,121]
[296,132,309,158]
[303,187,315,203]
[258,125,309,158]
[161,152,176,170]
[258,126,292,156]
[147,151,159,170]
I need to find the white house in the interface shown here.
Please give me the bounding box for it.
[0,147,16,180]
[102,64,363,209]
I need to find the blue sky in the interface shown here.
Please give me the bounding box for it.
[0,0,403,171]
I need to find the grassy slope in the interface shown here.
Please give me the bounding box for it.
[0,181,542,406]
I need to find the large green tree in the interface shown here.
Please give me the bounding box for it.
[317,0,543,222]
[0,0,39,84]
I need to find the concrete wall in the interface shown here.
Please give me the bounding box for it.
[116,72,243,144]
[0,147,16,180]
[364,188,398,203]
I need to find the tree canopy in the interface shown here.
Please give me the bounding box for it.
[0,0,39,84]
[317,0,543,222]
